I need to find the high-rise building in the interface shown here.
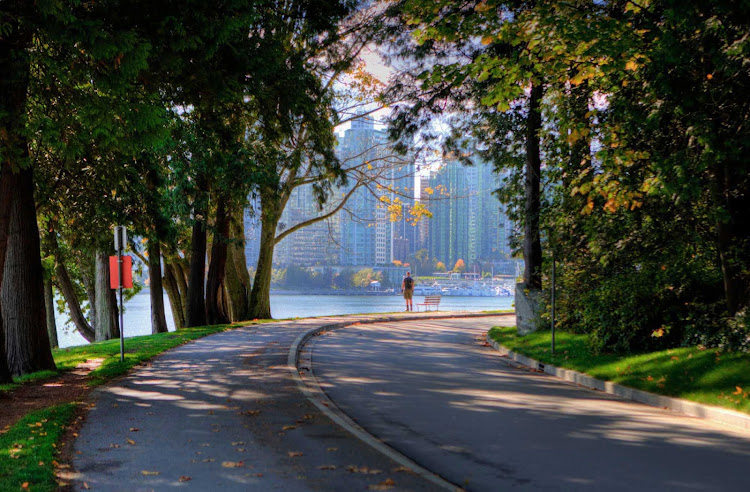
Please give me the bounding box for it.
[425,158,510,270]
[274,183,340,266]
[243,116,419,270]
[336,117,416,266]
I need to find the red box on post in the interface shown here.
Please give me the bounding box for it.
[109,255,133,289]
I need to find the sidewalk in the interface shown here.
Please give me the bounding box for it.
[71,312,491,491]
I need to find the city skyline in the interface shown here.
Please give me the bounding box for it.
[244,119,514,274]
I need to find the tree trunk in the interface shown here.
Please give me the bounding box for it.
[0,163,15,383]
[0,12,33,382]
[95,250,119,341]
[186,217,208,327]
[148,241,169,333]
[1,166,56,375]
[78,253,97,329]
[54,259,95,342]
[44,277,59,349]
[712,160,750,316]
[523,82,544,290]
[206,197,231,325]
[225,207,252,322]
[163,264,185,329]
[173,259,189,321]
[249,209,280,320]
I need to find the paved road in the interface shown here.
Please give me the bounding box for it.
[72,316,445,491]
[310,317,750,491]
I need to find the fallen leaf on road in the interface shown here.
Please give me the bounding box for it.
[141,470,160,476]
[129,428,139,432]
[179,476,191,482]
[202,458,215,463]
[109,443,120,448]
[126,439,136,445]
[222,461,244,468]
[326,447,338,452]
[231,441,245,446]
[368,478,396,490]
[282,425,297,431]
[244,410,261,416]
[83,483,90,490]
[347,465,381,474]
[288,451,303,457]
[392,466,414,474]
[319,465,337,470]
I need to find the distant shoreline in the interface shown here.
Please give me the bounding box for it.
[270,289,397,296]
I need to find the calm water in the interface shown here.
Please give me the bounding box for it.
[55,291,514,348]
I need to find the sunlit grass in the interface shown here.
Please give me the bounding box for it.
[0,403,76,492]
[489,326,750,414]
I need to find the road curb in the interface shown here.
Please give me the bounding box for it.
[486,334,750,432]
[289,312,511,492]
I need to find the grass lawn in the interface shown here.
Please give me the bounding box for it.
[489,326,750,415]
[0,404,77,492]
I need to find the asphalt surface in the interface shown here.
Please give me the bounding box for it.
[310,317,750,491]
[72,316,445,491]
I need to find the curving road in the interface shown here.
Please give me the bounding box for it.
[309,316,750,491]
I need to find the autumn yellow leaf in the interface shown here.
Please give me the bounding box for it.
[288,451,303,457]
[733,386,743,395]
[369,478,396,491]
[126,439,136,445]
[141,470,160,476]
[222,461,244,468]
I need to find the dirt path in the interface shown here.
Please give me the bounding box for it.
[0,359,103,433]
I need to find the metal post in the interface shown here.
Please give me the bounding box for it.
[114,225,126,363]
[118,250,124,362]
[551,253,556,355]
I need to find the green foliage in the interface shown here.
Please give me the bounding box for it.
[351,268,383,288]
[332,269,355,290]
[387,0,750,353]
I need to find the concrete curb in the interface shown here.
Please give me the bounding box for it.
[289,312,511,492]
[486,334,750,432]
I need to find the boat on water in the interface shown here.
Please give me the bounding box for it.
[408,280,514,297]
[413,284,441,296]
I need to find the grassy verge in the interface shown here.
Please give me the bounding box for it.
[488,326,750,415]
[54,324,234,386]
[0,404,77,492]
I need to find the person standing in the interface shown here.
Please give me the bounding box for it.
[401,271,415,312]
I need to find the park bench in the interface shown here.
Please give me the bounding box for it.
[417,295,441,312]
